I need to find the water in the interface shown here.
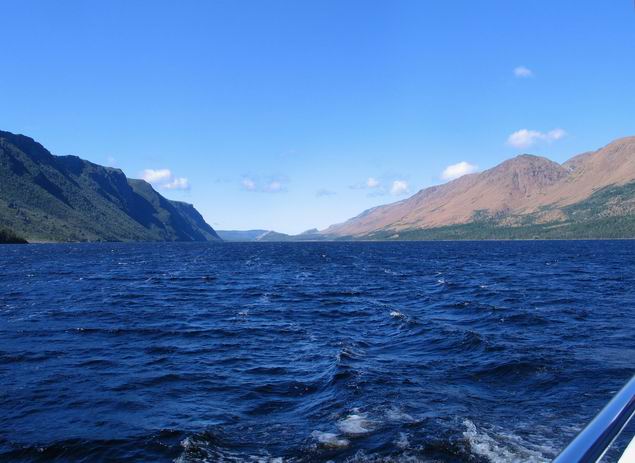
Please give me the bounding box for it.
[0,241,633,462]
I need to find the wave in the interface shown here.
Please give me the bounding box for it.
[462,419,555,463]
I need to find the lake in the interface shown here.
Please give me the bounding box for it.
[1,241,634,462]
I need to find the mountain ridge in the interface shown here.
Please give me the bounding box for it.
[0,130,221,242]
[322,137,635,239]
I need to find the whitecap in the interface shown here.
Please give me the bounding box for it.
[176,435,286,463]
[385,406,416,423]
[396,432,410,449]
[342,449,426,462]
[311,430,350,448]
[338,413,372,435]
[463,419,552,463]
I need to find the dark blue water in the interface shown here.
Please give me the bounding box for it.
[1,241,633,462]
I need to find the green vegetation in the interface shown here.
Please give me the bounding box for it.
[0,130,221,242]
[0,228,27,244]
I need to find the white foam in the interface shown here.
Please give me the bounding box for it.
[385,407,416,423]
[175,436,286,463]
[396,432,410,449]
[311,430,350,448]
[338,413,372,435]
[343,449,428,462]
[463,419,551,463]
[390,310,404,318]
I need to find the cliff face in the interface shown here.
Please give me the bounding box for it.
[323,137,635,239]
[0,130,221,242]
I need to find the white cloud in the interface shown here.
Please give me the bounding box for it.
[547,128,566,140]
[264,180,283,193]
[513,66,533,78]
[351,176,410,196]
[141,168,190,190]
[507,128,567,149]
[390,180,409,196]
[441,161,479,181]
[142,168,172,183]
[163,177,190,190]
[350,177,382,190]
[241,176,287,193]
[241,177,257,191]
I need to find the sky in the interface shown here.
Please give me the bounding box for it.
[1,1,634,234]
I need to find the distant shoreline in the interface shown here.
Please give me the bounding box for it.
[10,237,635,245]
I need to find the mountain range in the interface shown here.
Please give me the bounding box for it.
[216,228,321,242]
[2,130,634,243]
[0,130,220,242]
[322,137,635,240]
[216,229,274,241]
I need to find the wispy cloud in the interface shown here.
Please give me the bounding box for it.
[241,176,287,193]
[351,176,410,196]
[163,177,190,190]
[350,177,381,190]
[507,128,566,149]
[241,177,257,191]
[141,168,190,190]
[264,180,283,193]
[513,66,533,78]
[316,188,336,197]
[441,161,479,181]
[390,180,409,196]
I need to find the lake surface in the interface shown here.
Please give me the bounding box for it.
[1,241,634,462]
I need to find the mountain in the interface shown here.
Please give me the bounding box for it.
[254,230,293,241]
[0,130,221,242]
[217,228,326,242]
[216,229,273,241]
[165,200,220,242]
[322,137,635,240]
[0,228,27,244]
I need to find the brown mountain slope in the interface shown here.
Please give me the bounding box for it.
[323,137,635,237]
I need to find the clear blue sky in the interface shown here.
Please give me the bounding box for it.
[2,1,634,234]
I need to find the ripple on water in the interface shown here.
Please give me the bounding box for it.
[0,241,633,462]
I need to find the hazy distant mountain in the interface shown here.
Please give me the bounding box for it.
[322,137,635,240]
[216,230,273,241]
[218,229,326,242]
[0,130,221,242]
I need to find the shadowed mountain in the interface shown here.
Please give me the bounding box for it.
[0,130,221,242]
[322,137,635,240]
[0,228,27,244]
